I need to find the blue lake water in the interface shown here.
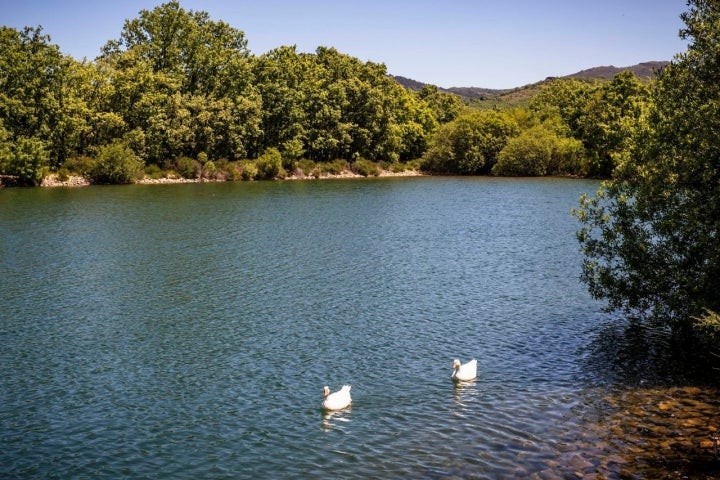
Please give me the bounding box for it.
[1,177,718,479]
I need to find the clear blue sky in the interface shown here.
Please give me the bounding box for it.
[2,0,688,89]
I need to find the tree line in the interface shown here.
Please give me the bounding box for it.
[1,1,654,186]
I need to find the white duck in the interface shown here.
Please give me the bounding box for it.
[452,358,477,381]
[322,385,352,410]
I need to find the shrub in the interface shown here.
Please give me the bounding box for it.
[352,159,380,177]
[56,168,70,182]
[389,161,411,173]
[422,110,520,174]
[240,161,257,180]
[492,124,587,177]
[89,142,144,184]
[175,156,200,179]
[281,138,304,172]
[321,159,348,175]
[2,137,49,186]
[296,159,318,177]
[64,156,95,177]
[493,130,553,176]
[406,158,423,171]
[256,147,285,180]
[144,163,165,180]
[281,137,305,163]
[555,137,588,176]
[222,161,243,181]
[202,160,218,179]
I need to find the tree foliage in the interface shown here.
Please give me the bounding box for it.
[99,1,261,163]
[574,0,720,339]
[421,110,519,174]
[576,72,650,177]
[416,84,465,124]
[530,74,650,178]
[0,25,69,177]
[101,1,253,97]
[530,78,595,137]
[492,122,586,176]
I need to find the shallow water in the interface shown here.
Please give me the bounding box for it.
[1,177,718,479]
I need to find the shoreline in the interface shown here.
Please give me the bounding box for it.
[36,168,425,188]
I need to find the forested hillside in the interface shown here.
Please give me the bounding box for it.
[0,1,662,185]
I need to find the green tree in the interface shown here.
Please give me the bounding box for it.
[492,113,588,177]
[492,123,586,176]
[0,26,76,171]
[253,46,309,157]
[576,71,650,177]
[530,78,596,137]
[102,1,253,97]
[52,59,110,161]
[271,46,434,163]
[66,58,126,154]
[382,82,438,162]
[100,2,261,163]
[0,121,10,165]
[574,0,720,341]
[421,110,519,174]
[416,84,464,124]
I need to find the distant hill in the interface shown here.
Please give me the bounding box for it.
[560,61,669,81]
[444,86,509,100]
[393,76,429,92]
[393,76,508,100]
[393,61,670,102]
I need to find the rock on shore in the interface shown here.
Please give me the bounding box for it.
[38,169,424,187]
[40,175,90,187]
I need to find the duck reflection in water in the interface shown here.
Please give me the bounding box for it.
[321,407,352,431]
[453,378,478,411]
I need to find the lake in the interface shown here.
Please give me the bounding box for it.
[1,177,718,479]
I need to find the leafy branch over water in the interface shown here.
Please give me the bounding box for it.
[574,0,720,366]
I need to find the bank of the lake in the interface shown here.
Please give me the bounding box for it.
[33,168,426,188]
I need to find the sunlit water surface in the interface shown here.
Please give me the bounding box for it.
[1,177,718,479]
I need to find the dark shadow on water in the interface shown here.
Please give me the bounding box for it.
[572,317,720,479]
[581,317,720,388]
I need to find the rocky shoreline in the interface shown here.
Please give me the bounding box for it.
[34,168,424,188]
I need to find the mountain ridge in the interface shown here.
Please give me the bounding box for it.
[394,61,670,100]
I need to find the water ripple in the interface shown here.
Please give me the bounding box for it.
[2,179,717,479]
